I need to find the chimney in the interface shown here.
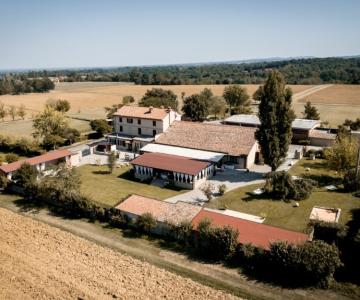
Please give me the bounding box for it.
[149,106,153,113]
[166,106,171,113]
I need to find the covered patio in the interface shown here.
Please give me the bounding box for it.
[131,152,215,189]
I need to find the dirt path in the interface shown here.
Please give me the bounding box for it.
[0,199,353,300]
[293,84,333,102]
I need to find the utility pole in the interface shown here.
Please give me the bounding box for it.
[356,147,360,189]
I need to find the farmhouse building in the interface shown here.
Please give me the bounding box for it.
[116,195,309,249]
[0,149,73,180]
[107,105,181,152]
[155,121,258,169]
[131,152,214,189]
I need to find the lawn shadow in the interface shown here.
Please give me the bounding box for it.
[92,170,111,175]
[13,198,42,214]
[302,173,342,187]
[301,160,328,170]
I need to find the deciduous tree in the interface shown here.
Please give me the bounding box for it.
[8,105,17,121]
[139,88,178,110]
[17,104,26,120]
[223,85,251,115]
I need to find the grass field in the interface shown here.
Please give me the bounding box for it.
[207,158,360,232]
[77,164,186,206]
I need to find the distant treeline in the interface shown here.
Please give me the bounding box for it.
[3,57,360,86]
[0,75,55,95]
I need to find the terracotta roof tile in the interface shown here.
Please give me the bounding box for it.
[156,121,257,156]
[131,152,210,175]
[191,209,309,249]
[115,195,202,225]
[113,105,169,120]
[0,149,72,174]
[309,130,336,140]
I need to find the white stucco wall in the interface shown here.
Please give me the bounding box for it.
[246,142,258,169]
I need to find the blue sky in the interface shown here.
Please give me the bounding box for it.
[0,0,359,69]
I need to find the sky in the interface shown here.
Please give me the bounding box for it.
[0,0,359,70]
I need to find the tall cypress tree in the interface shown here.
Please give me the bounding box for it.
[255,71,295,171]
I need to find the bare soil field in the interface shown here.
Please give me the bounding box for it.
[0,82,313,121]
[0,207,239,300]
[299,85,360,105]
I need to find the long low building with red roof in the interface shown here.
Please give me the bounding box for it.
[116,194,309,250]
[0,149,73,180]
[192,208,309,249]
[131,152,214,189]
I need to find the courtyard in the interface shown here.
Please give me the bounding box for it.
[206,158,360,232]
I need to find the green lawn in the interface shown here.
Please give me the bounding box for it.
[207,158,360,232]
[77,165,186,207]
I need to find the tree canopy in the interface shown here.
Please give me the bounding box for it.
[223,85,251,115]
[255,70,295,171]
[303,101,320,120]
[139,88,178,110]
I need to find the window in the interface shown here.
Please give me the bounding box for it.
[152,120,156,126]
[127,118,133,123]
[119,125,123,132]
[153,130,156,136]
[138,119,141,125]
[138,128,142,135]
[119,117,122,123]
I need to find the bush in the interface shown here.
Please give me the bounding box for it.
[0,135,42,156]
[5,153,19,163]
[343,169,360,192]
[217,184,227,196]
[90,119,112,136]
[169,220,194,245]
[196,218,239,260]
[136,212,157,233]
[12,162,38,191]
[0,175,8,189]
[310,220,347,244]
[265,171,314,201]
[200,182,214,201]
[268,241,342,287]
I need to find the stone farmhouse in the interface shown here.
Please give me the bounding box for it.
[107,106,259,189]
[107,105,181,152]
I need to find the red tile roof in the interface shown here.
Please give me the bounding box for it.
[115,195,202,225]
[0,149,72,174]
[114,105,169,120]
[131,152,210,175]
[156,121,257,156]
[191,209,309,249]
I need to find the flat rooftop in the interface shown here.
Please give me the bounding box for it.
[155,121,257,156]
[131,152,210,175]
[141,143,224,163]
[224,114,321,130]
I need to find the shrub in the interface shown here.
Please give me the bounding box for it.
[343,169,360,192]
[217,184,227,196]
[5,153,19,163]
[90,119,112,136]
[195,218,239,260]
[136,212,157,233]
[0,175,8,189]
[310,220,347,244]
[200,182,214,201]
[12,162,38,190]
[265,171,314,201]
[169,220,194,245]
[268,241,342,287]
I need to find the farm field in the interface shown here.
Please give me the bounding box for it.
[0,82,359,136]
[77,164,186,206]
[207,158,360,232]
[0,207,239,300]
[0,82,313,120]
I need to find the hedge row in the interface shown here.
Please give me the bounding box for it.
[0,135,42,156]
[8,164,342,288]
